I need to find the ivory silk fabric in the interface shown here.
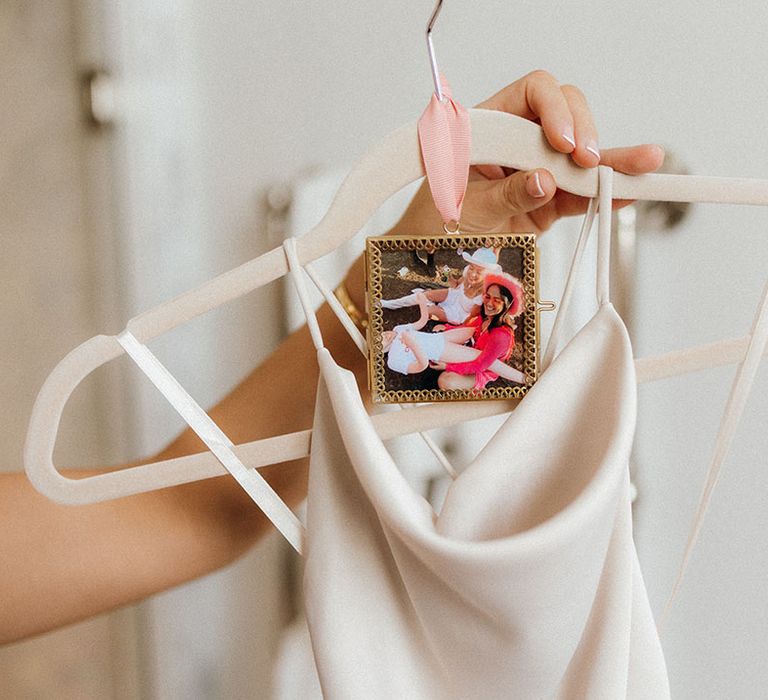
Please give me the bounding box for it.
[303,303,670,699]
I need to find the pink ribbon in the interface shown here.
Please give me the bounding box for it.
[417,77,472,227]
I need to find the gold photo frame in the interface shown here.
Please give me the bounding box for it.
[365,233,541,404]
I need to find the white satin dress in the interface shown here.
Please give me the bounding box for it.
[303,304,669,699]
[299,168,670,699]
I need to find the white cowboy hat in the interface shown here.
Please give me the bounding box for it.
[461,247,501,271]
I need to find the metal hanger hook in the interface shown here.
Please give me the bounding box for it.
[426,0,445,101]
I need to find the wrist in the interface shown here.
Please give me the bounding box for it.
[334,278,367,334]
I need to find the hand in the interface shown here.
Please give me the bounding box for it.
[432,324,447,332]
[394,70,665,235]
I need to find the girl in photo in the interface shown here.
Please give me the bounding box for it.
[432,272,525,391]
[381,248,501,324]
[382,290,525,384]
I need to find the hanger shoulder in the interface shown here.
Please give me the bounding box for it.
[636,279,768,383]
[108,112,768,347]
[472,109,768,205]
[635,336,753,384]
[31,327,765,506]
[126,246,289,342]
[613,171,768,206]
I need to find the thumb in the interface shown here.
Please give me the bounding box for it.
[475,169,556,223]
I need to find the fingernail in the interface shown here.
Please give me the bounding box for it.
[585,140,600,162]
[527,171,546,198]
[562,130,576,149]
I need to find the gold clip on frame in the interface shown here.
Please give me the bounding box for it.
[366,233,544,404]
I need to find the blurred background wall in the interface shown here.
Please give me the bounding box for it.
[1,1,767,698]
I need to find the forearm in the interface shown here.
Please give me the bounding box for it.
[443,355,492,375]
[1,187,435,642]
[0,466,261,644]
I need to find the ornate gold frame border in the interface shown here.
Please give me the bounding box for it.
[365,233,539,404]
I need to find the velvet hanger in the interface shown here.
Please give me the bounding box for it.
[24,109,768,527]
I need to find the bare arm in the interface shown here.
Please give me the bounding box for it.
[0,303,363,645]
[401,331,429,374]
[411,292,432,331]
[1,72,664,644]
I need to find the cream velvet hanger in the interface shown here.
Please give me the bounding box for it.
[24,108,768,510]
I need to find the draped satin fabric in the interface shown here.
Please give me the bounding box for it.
[303,302,670,699]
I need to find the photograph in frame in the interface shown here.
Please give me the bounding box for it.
[366,233,539,404]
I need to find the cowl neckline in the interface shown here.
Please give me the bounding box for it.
[315,303,636,549]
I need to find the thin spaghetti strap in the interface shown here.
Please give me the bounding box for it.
[596,165,614,307]
[305,261,368,356]
[541,197,598,370]
[659,278,768,632]
[115,330,305,554]
[283,238,325,351]
[541,166,613,369]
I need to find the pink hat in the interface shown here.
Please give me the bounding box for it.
[484,272,524,318]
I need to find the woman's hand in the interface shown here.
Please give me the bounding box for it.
[392,70,665,236]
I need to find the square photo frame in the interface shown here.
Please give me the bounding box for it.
[365,233,539,404]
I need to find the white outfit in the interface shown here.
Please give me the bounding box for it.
[381,285,480,324]
[438,285,481,324]
[386,324,446,375]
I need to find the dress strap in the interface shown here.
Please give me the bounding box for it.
[283,237,326,351]
[660,278,768,630]
[283,237,368,355]
[542,165,614,369]
[596,165,614,307]
[541,198,598,369]
[115,329,305,554]
[305,262,368,356]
